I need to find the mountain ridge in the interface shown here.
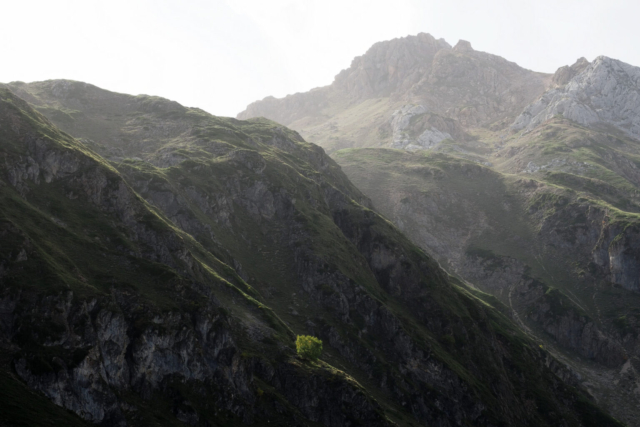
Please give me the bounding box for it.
[0,81,625,426]
[234,32,640,426]
[513,55,640,141]
[237,32,551,153]
[278,34,640,427]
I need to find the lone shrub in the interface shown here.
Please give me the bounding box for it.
[296,335,323,361]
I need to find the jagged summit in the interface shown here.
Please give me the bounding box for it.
[237,33,454,126]
[332,32,452,100]
[551,57,590,86]
[453,39,473,52]
[512,55,640,139]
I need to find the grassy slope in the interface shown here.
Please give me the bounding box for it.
[333,119,640,425]
[334,114,640,310]
[290,97,396,153]
[0,89,355,426]
[0,83,625,426]
[334,144,640,325]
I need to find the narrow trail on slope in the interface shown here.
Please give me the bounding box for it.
[533,251,590,314]
[565,288,589,313]
[508,283,536,339]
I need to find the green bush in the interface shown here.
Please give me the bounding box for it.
[296,335,323,361]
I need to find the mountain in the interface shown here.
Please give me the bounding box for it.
[0,80,625,426]
[512,56,640,141]
[334,146,640,425]
[237,33,551,153]
[237,34,640,425]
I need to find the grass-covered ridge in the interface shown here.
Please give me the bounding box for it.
[334,126,640,425]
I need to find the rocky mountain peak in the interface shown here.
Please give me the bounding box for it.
[237,32,454,125]
[552,57,590,86]
[332,32,452,99]
[512,55,640,140]
[237,33,552,151]
[453,39,473,52]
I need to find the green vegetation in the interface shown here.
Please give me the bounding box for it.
[0,81,628,426]
[296,335,323,361]
[333,116,640,425]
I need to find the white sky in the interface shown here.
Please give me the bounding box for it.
[1,0,638,117]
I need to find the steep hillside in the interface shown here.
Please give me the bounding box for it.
[334,96,640,425]
[237,31,640,427]
[237,33,551,153]
[0,83,625,426]
[0,87,393,426]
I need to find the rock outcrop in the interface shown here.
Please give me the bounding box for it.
[332,33,451,101]
[512,56,640,140]
[593,221,640,292]
[390,105,454,150]
[552,57,591,87]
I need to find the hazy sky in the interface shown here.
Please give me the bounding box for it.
[2,0,638,117]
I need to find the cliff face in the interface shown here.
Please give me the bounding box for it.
[332,33,451,101]
[407,40,550,129]
[6,289,393,426]
[0,84,624,426]
[513,56,640,140]
[593,222,640,293]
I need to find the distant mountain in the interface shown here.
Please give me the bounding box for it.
[238,33,550,152]
[513,56,640,141]
[0,81,621,426]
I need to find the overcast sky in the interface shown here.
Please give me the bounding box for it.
[2,0,638,117]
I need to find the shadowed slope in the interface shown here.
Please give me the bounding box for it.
[0,84,625,426]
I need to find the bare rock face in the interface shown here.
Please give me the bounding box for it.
[332,32,451,100]
[593,222,640,293]
[552,57,591,87]
[512,56,640,140]
[390,105,452,150]
[453,40,473,53]
[413,42,550,129]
